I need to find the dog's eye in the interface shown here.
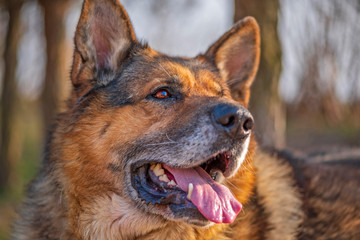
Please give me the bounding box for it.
[153,89,170,99]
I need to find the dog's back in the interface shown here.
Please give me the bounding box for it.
[279,149,360,239]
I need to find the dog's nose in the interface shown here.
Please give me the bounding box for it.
[212,103,254,138]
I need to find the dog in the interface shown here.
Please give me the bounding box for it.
[12,0,360,239]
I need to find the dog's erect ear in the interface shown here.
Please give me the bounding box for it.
[71,0,137,99]
[205,17,260,106]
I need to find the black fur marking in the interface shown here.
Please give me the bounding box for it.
[248,189,270,240]
[101,76,135,107]
[99,122,111,137]
[108,163,121,173]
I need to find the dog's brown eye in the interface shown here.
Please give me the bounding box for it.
[153,89,170,99]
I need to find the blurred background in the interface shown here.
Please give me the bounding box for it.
[0,0,359,238]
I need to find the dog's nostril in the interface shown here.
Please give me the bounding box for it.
[243,117,254,132]
[213,107,238,128]
[219,115,236,127]
[227,116,235,127]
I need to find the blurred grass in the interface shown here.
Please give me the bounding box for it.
[286,109,360,150]
[0,100,42,240]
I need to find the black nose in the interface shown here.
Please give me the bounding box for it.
[212,103,254,138]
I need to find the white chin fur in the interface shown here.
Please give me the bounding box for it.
[229,136,250,178]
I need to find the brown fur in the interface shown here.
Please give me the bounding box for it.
[12,1,360,239]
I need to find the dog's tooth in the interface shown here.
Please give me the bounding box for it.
[187,183,193,200]
[157,163,162,169]
[153,163,159,171]
[153,163,165,176]
[159,174,170,183]
[168,180,176,186]
[154,168,165,177]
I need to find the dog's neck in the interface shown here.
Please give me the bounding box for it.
[252,150,304,239]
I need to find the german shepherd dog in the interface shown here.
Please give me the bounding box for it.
[12,0,360,239]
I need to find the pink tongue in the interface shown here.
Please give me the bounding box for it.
[163,165,242,223]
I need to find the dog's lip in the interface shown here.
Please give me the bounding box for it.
[131,148,231,173]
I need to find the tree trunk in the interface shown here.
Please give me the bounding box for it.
[0,0,23,193]
[38,0,70,132]
[234,0,286,148]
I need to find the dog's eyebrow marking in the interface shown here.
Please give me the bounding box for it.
[195,69,223,96]
[164,77,183,88]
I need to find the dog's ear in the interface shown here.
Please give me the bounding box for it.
[205,17,260,106]
[71,0,137,99]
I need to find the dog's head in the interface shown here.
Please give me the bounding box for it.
[61,0,259,234]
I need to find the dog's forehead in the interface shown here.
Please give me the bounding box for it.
[128,49,226,96]
[160,59,222,94]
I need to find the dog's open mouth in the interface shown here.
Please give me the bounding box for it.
[131,152,242,224]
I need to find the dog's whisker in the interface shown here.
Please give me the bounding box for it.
[144,141,179,147]
[227,76,243,86]
[159,62,172,78]
[242,158,256,174]
[165,133,176,143]
[225,179,247,194]
[242,165,255,175]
